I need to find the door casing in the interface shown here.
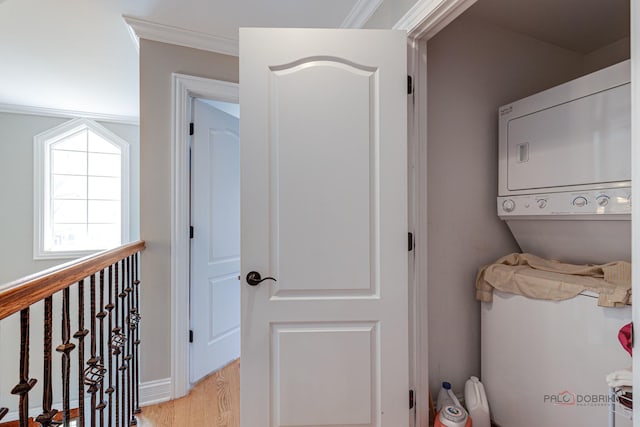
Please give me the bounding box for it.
[170,73,239,398]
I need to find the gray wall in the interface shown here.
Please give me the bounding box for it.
[0,112,140,284]
[425,13,592,395]
[139,39,238,382]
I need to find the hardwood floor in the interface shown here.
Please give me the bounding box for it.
[137,359,239,427]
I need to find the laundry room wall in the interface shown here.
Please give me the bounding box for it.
[583,37,630,74]
[424,12,591,396]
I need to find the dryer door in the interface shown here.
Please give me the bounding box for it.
[506,83,630,191]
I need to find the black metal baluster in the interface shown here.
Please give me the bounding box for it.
[132,252,141,416]
[11,308,37,427]
[113,262,121,427]
[106,265,115,427]
[0,408,7,421]
[126,256,135,426]
[56,287,75,426]
[74,280,89,427]
[36,296,58,426]
[97,269,108,426]
[119,259,128,426]
[84,274,105,427]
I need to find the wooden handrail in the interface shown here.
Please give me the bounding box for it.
[0,240,145,321]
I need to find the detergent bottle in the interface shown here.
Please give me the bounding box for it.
[435,405,472,427]
[464,376,490,427]
[434,382,472,427]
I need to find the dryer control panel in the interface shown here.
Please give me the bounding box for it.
[498,188,631,216]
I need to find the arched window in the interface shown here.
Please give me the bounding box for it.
[34,118,130,258]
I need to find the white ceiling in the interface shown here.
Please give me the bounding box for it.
[0,0,366,119]
[0,0,631,119]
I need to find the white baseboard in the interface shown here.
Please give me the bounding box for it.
[139,377,172,407]
[1,381,171,422]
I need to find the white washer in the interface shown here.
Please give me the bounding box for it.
[481,291,631,427]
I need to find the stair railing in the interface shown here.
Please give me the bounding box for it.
[0,241,145,427]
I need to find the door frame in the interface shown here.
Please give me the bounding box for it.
[402,1,640,426]
[170,73,239,398]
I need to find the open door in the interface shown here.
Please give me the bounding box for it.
[190,99,240,384]
[240,29,408,426]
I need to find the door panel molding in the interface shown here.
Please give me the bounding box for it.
[171,73,238,398]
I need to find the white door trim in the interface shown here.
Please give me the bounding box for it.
[394,0,477,40]
[399,2,475,426]
[171,73,239,399]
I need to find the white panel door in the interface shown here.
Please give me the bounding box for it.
[240,29,408,427]
[190,99,240,384]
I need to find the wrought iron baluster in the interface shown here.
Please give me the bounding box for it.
[84,274,106,427]
[126,256,135,426]
[74,280,89,427]
[35,296,58,426]
[133,252,141,416]
[119,259,128,426]
[113,261,122,427]
[56,287,75,426]
[11,308,37,427]
[0,408,8,421]
[106,265,115,427]
[97,269,108,426]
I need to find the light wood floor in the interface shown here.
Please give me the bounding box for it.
[137,359,239,427]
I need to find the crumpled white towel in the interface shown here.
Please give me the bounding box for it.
[606,369,632,388]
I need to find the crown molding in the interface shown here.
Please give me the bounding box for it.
[0,103,139,125]
[393,0,476,39]
[123,15,239,57]
[341,0,384,28]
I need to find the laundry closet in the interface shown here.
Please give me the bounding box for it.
[423,0,630,425]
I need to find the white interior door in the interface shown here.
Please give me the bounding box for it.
[240,29,408,427]
[190,99,240,384]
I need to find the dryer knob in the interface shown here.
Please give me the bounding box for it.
[502,199,516,213]
[596,195,609,207]
[536,199,547,209]
[572,196,588,207]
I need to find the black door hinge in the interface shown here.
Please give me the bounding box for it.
[189,330,194,343]
[408,232,414,251]
[408,75,413,95]
[189,122,194,136]
[190,226,194,239]
[409,389,415,409]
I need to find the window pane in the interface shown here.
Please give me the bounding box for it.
[52,150,87,175]
[88,153,120,177]
[53,200,87,224]
[52,129,87,152]
[88,131,120,154]
[88,200,120,224]
[53,174,87,200]
[88,176,120,200]
[50,224,88,251]
[88,224,120,248]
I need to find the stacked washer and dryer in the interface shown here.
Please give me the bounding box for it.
[483,60,632,427]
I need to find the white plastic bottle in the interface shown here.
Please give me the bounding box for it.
[436,382,455,412]
[464,376,491,427]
